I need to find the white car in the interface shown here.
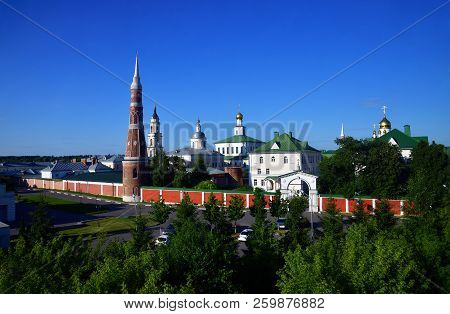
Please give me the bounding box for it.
[155,234,170,246]
[238,229,253,242]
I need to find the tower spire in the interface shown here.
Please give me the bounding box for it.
[340,123,345,139]
[152,102,159,119]
[131,52,142,90]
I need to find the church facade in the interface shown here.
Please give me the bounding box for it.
[214,111,263,167]
[372,106,428,159]
[147,104,163,158]
[169,118,224,169]
[248,131,322,193]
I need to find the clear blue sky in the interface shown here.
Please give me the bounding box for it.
[1,0,449,155]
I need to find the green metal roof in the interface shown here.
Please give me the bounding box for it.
[214,135,263,144]
[252,133,320,153]
[376,129,428,149]
[64,171,123,183]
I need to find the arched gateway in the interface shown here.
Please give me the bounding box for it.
[264,171,318,212]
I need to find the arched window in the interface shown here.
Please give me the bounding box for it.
[259,156,263,164]
[271,156,275,162]
[284,156,288,164]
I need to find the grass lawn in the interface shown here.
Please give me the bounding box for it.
[18,194,107,214]
[59,216,157,236]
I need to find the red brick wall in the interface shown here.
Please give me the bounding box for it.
[142,189,161,203]
[225,193,246,207]
[117,185,123,197]
[264,195,271,209]
[54,181,64,190]
[388,200,401,215]
[103,185,113,196]
[88,184,101,195]
[162,190,180,203]
[212,192,224,203]
[78,183,87,193]
[319,197,403,215]
[184,191,203,205]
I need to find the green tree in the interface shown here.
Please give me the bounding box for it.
[155,218,236,293]
[374,199,395,230]
[285,195,309,247]
[172,156,188,188]
[322,198,343,238]
[194,180,217,190]
[277,245,339,293]
[175,194,196,222]
[318,137,365,198]
[360,141,406,198]
[28,202,53,243]
[203,193,225,232]
[131,214,150,252]
[407,141,449,213]
[353,199,368,224]
[189,155,209,187]
[269,190,288,225]
[151,150,171,187]
[151,197,172,225]
[228,195,245,233]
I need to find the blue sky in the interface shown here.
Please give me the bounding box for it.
[1,0,449,155]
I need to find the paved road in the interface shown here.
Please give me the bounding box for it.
[14,188,325,244]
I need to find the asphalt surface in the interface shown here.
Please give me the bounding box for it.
[13,189,324,246]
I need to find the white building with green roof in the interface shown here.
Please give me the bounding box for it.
[371,107,428,159]
[249,131,322,194]
[214,111,263,167]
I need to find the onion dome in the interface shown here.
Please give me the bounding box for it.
[379,117,391,129]
[236,112,243,120]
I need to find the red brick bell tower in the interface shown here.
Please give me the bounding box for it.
[122,54,148,202]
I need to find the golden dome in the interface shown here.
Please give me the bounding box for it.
[236,112,243,120]
[379,117,391,129]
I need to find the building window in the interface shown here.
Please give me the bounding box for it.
[266,168,270,174]
[133,168,137,178]
[284,156,288,163]
[231,147,234,154]
[253,179,257,186]
[271,156,275,162]
[227,147,229,154]
[261,180,265,186]
[259,156,263,163]
[257,168,261,174]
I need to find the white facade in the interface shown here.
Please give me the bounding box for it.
[214,112,263,167]
[0,184,15,222]
[147,104,163,158]
[248,132,322,192]
[191,119,207,149]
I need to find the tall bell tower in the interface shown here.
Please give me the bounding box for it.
[122,54,148,202]
[147,103,163,158]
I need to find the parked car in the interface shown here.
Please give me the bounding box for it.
[238,228,253,242]
[161,224,175,235]
[155,234,170,246]
[276,218,287,229]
